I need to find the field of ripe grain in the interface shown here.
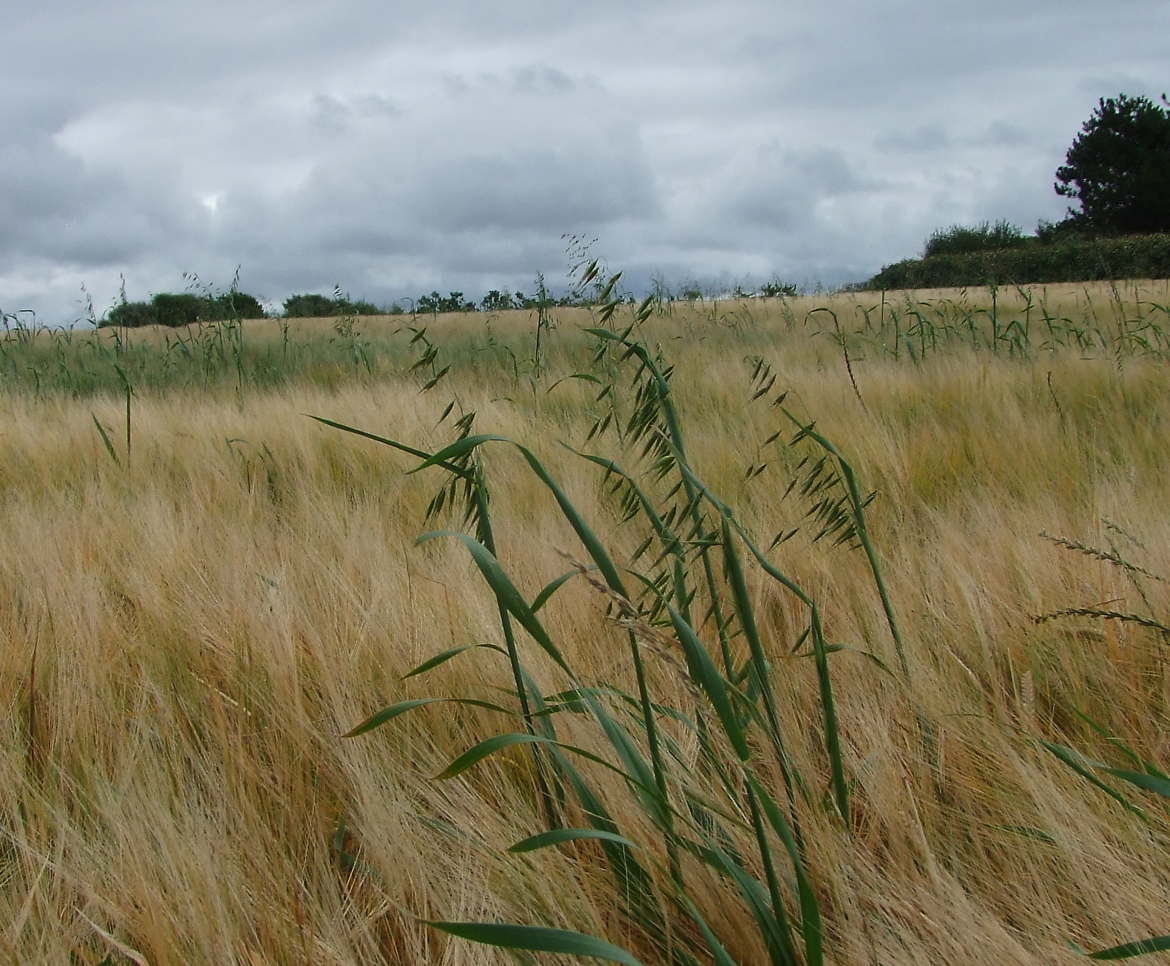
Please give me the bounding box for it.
[3,280,1170,964]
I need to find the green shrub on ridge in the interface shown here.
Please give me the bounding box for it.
[102,290,266,327]
[283,292,379,318]
[923,220,1028,257]
[866,233,1170,290]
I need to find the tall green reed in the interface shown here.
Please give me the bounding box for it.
[317,261,915,964]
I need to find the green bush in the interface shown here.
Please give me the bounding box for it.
[922,220,1028,257]
[1034,216,1092,245]
[866,233,1170,289]
[759,279,800,297]
[206,291,265,320]
[100,290,266,327]
[101,300,157,328]
[149,293,204,327]
[480,289,518,312]
[284,293,380,317]
[283,293,339,318]
[417,291,477,314]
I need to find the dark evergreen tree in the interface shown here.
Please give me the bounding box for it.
[1055,93,1170,235]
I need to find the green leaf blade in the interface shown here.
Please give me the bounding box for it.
[508,828,639,854]
[401,644,505,680]
[410,433,507,473]
[436,732,548,780]
[1087,935,1170,960]
[343,697,512,738]
[427,921,646,965]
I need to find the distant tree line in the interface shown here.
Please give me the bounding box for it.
[865,92,1170,288]
[100,277,810,327]
[98,278,805,328]
[100,289,385,328]
[282,292,380,317]
[103,291,266,328]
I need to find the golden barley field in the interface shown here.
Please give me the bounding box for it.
[3,279,1170,964]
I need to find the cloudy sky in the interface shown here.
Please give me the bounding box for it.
[3,0,1166,322]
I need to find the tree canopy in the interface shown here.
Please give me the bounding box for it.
[1055,93,1170,235]
[103,291,265,327]
[282,293,380,317]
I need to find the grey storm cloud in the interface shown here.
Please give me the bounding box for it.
[308,93,401,133]
[399,146,659,233]
[3,0,1168,322]
[874,125,952,155]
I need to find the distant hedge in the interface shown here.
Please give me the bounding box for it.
[923,220,1028,257]
[865,234,1170,290]
[283,293,380,317]
[102,291,265,327]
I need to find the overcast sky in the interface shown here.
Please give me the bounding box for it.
[3,0,1166,322]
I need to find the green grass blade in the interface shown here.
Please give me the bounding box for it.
[1087,935,1170,959]
[583,327,625,343]
[435,732,655,793]
[427,922,645,965]
[1070,707,1170,779]
[91,413,121,466]
[1039,740,1147,820]
[676,895,741,966]
[531,682,670,829]
[505,442,680,868]
[305,414,469,477]
[546,372,604,392]
[748,774,824,966]
[781,408,909,678]
[720,515,849,819]
[1099,767,1170,799]
[800,643,895,676]
[690,842,795,966]
[532,568,589,614]
[435,732,554,780]
[409,433,507,473]
[343,697,513,738]
[416,530,570,672]
[416,529,672,849]
[541,686,699,731]
[401,644,507,680]
[565,446,686,566]
[550,753,672,950]
[513,444,625,593]
[508,828,639,853]
[720,518,797,790]
[666,604,751,762]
